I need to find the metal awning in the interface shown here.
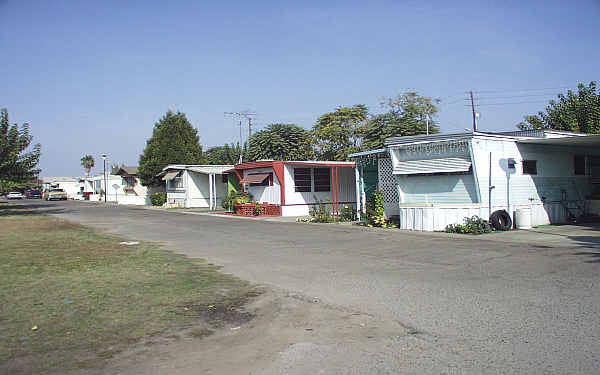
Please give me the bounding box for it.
[393,157,472,175]
[517,134,600,147]
[240,173,270,184]
[162,170,180,181]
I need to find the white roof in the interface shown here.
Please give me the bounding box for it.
[162,164,233,175]
[42,176,80,183]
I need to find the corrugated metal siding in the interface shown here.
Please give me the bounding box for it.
[398,174,478,204]
[399,206,483,231]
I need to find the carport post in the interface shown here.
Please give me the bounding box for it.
[355,165,361,220]
[208,173,214,210]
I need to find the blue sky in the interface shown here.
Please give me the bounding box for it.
[1,0,598,177]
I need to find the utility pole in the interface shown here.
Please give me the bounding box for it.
[469,91,477,132]
[224,111,256,164]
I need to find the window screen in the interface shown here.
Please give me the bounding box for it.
[522,160,537,175]
[574,155,586,175]
[313,168,331,192]
[294,168,311,192]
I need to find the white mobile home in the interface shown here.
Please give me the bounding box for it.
[159,165,232,209]
[354,130,600,231]
[227,160,356,216]
[42,177,81,198]
[90,166,157,205]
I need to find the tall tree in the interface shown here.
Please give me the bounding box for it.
[205,142,248,165]
[312,105,368,160]
[361,92,440,150]
[80,155,95,176]
[517,82,600,133]
[138,111,205,186]
[249,123,314,161]
[0,108,41,190]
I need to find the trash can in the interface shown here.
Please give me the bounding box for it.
[515,207,532,229]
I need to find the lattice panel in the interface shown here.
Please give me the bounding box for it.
[378,158,398,204]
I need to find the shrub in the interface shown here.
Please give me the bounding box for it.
[222,191,253,211]
[309,198,335,223]
[366,190,386,227]
[150,192,167,206]
[445,215,492,234]
[254,202,264,216]
[339,205,356,222]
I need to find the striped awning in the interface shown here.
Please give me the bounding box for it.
[240,173,270,184]
[162,170,181,180]
[393,157,472,175]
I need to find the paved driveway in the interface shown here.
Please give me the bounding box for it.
[20,200,600,374]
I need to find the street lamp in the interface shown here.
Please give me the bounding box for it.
[102,154,108,203]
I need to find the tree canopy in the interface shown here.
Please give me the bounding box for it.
[80,155,95,176]
[205,142,248,165]
[312,105,368,161]
[249,123,314,161]
[0,108,41,191]
[360,92,440,150]
[517,81,600,133]
[138,111,205,186]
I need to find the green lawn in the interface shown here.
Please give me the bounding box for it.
[0,204,255,374]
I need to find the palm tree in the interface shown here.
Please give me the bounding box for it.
[80,155,95,176]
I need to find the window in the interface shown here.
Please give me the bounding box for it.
[222,174,228,183]
[124,177,136,188]
[168,176,183,189]
[294,168,311,192]
[574,155,586,175]
[522,160,537,175]
[313,168,331,192]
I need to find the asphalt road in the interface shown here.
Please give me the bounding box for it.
[17,200,600,374]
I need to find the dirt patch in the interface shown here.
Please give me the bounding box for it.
[93,288,411,375]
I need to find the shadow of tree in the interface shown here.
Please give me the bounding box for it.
[0,203,69,216]
[572,251,600,263]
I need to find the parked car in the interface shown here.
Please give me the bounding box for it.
[7,191,24,200]
[45,188,68,201]
[26,190,42,199]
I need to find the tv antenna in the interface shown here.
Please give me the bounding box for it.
[224,110,256,164]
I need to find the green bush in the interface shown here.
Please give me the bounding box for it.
[222,191,253,211]
[366,190,386,227]
[445,215,492,234]
[150,192,167,206]
[339,205,356,222]
[254,202,264,216]
[309,198,335,223]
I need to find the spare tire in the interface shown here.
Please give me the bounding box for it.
[489,210,512,231]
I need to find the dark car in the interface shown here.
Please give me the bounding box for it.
[27,190,42,199]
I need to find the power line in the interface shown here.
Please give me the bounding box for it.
[464,100,550,106]
[467,93,563,100]
[472,86,576,94]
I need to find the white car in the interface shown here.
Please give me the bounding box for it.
[7,191,24,200]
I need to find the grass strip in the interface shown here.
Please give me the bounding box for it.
[0,204,254,374]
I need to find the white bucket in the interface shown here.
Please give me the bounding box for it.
[515,207,532,229]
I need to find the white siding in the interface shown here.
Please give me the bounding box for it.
[245,167,281,205]
[397,174,478,204]
[471,138,600,220]
[392,144,477,205]
[166,170,228,208]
